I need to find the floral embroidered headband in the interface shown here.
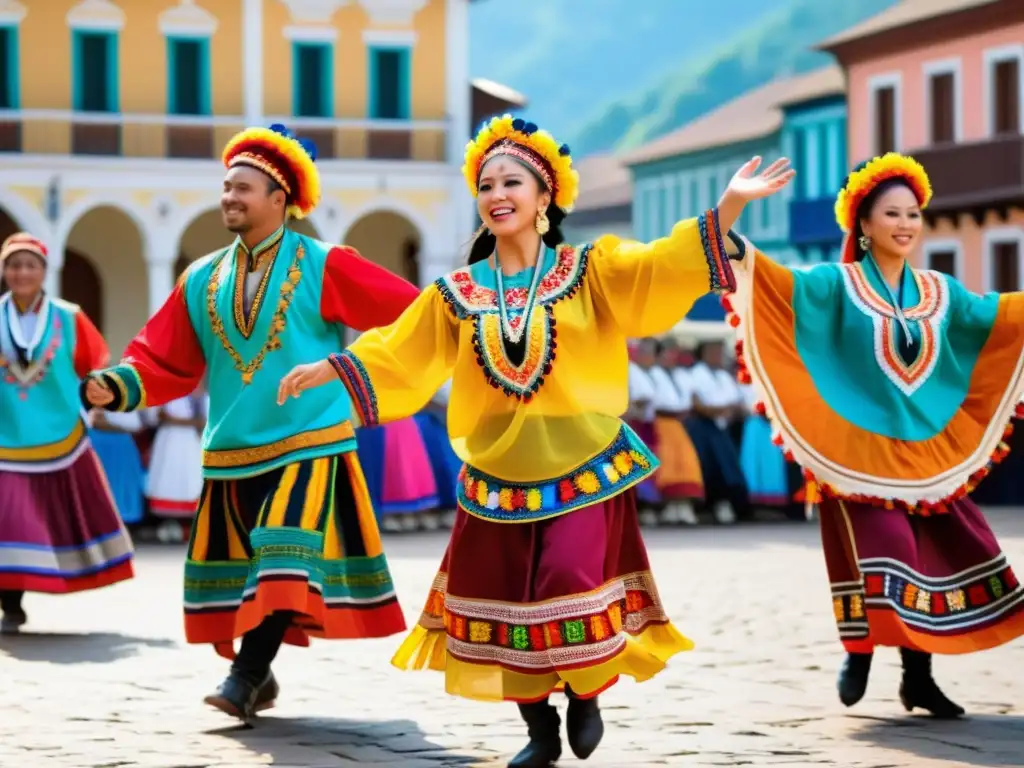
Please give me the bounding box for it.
[463,115,579,212]
[0,232,47,263]
[222,123,321,220]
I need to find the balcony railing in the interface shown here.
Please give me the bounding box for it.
[788,197,842,246]
[912,135,1024,213]
[0,109,450,163]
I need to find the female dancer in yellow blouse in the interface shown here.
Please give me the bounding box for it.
[279,116,793,767]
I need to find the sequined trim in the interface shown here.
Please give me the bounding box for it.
[207,242,304,385]
[201,420,356,470]
[457,424,658,523]
[698,209,734,293]
[831,554,1024,640]
[330,351,378,427]
[420,571,671,670]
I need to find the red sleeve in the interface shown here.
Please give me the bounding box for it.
[320,245,421,331]
[72,309,111,378]
[94,282,207,411]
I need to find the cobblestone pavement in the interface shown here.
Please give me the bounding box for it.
[3,511,1024,768]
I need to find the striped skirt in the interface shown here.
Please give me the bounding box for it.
[183,451,407,659]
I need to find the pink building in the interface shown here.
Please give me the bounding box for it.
[820,0,1024,292]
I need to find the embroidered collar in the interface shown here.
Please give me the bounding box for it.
[235,225,285,271]
[12,292,44,315]
[841,259,943,321]
[437,244,587,318]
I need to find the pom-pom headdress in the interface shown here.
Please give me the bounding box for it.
[463,115,579,212]
[835,152,932,263]
[222,123,320,220]
[1,232,47,263]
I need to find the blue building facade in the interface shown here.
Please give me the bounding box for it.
[780,92,848,263]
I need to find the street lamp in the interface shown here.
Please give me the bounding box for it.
[45,176,60,224]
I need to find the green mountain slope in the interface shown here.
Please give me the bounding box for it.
[565,0,899,157]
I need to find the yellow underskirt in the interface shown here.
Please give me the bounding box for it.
[391,622,694,703]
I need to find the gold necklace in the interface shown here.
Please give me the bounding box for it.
[205,243,305,385]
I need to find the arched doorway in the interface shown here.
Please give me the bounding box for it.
[60,249,103,329]
[65,206,146,357]
[343,211,421,284]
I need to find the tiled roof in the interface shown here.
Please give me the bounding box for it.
[818,0,1000,49]
[573,153,632,211]
[620,66,844,166]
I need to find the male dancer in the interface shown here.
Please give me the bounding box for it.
[83,124,418,719]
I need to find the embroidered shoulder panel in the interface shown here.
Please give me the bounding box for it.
[840,264,950,396]
[436,243,589,319]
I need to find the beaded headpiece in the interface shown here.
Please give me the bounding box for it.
[836,153,932,263]
[222,123,320,220]
[463,115,579,212]
[0,232,47,263]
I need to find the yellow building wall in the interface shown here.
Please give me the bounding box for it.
[411,0,446,119]
[19,1,74,110]
[206,0,244,115]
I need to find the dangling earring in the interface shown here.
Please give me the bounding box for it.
[535,208,550,236]
[858,234,871,252]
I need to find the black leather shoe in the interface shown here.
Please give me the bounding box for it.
[508,699,562,768]
[565,687,603,759]
[899,648,965,718]
[203,672,269,721]
[836,652,873,707]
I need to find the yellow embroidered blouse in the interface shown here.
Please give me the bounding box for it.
[331,209,734,522]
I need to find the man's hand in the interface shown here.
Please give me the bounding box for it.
[85,377,115,407]
[277,359,336,405]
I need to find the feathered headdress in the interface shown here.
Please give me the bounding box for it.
[222,123,320,220]
[463,115,579,212]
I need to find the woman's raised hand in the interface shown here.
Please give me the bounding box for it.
[726,156,794,201]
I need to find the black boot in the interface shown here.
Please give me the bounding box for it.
[899,648,965,718]
[565,685,603,759]
[836,651,873,707]
[508,699,562,768]
[0,591,26,635]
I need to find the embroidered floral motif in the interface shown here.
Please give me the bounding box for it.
[417,572,670,670]
[473,307,553,400]
[435,244,589,401]
[830,558,1023,639]
[457,425,658,523]
[0,311,63,401]
[840,264,949,396]
[697,209,735,293]
[206,243,304,385]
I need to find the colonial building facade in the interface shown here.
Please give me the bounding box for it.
[820,0,1024,292]
[0,0,491,354]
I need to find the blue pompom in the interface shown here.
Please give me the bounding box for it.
[511,118,525,131]
[523,122,538,135]
[297,137,318,162]
[558,143,571,156]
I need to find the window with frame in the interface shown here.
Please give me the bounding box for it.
[928,71,955,143]
[993,58,1020,135]
[873,85,896,154]
[370,47,409,120]
[992,240,1020,292]
[75,31,116,112]
[168,38,207,115]
[294,42,332,118]
[927,249,956,276]
[0,26,14,110]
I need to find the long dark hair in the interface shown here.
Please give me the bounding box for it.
[467,158,567,265]
[842,166,916,263]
